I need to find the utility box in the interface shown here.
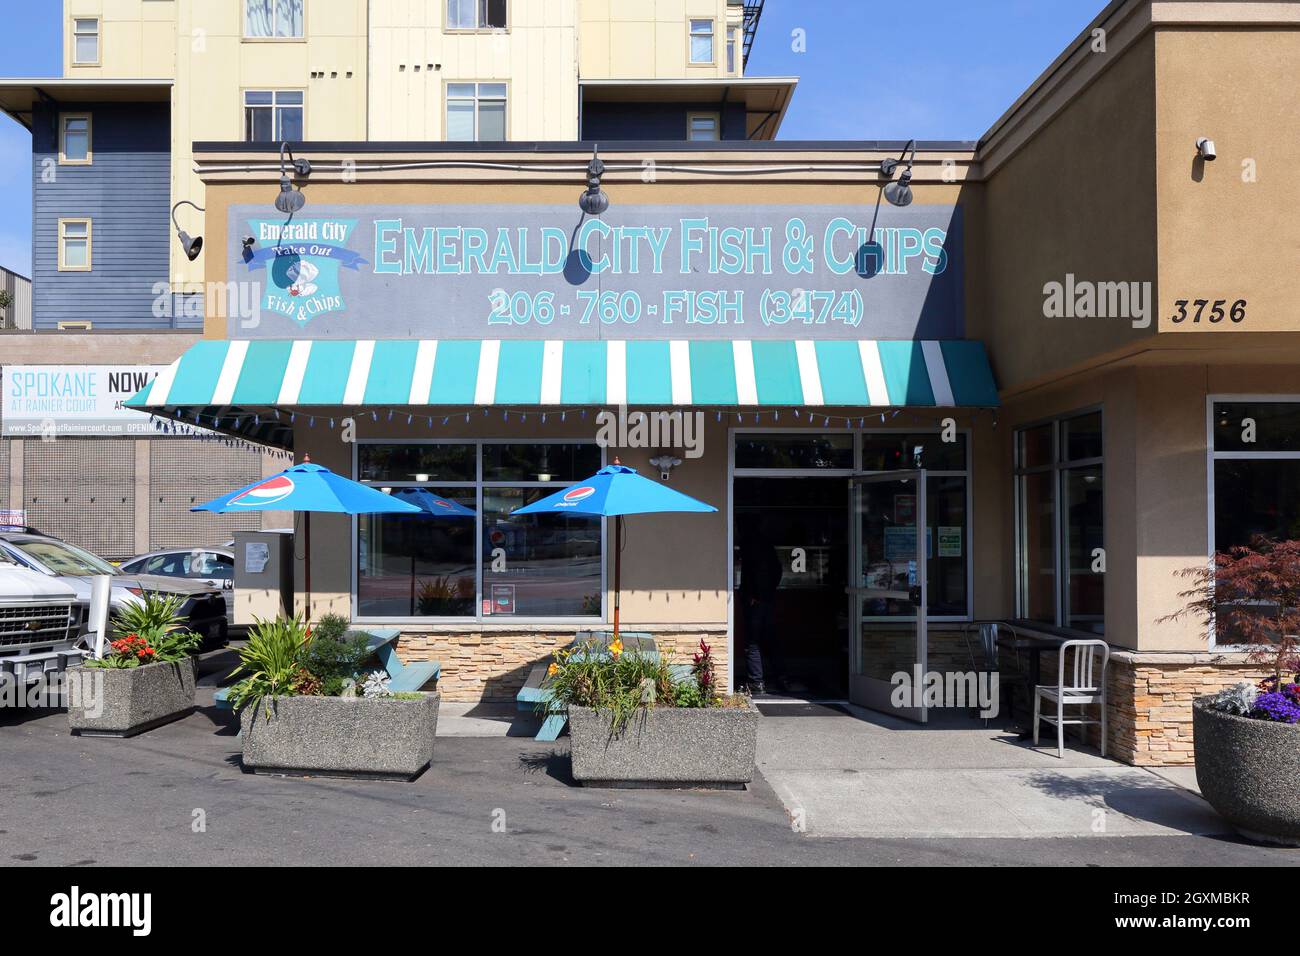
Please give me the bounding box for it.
[233,530,294,625]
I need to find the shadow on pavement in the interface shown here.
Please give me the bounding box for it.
[518,748,576,786]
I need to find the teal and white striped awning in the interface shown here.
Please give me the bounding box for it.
[128,338,999,412]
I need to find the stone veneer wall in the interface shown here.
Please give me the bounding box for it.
[393,627,729,702]
[1104,652,1269,766]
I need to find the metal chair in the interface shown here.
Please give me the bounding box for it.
[1033,639,1109,757]
[960,620,1024,724]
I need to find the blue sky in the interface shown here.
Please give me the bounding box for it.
[0,0,1104,277]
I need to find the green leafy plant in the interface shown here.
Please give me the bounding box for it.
[310,612,351,644]
[227,615,312,719]
[300,625,374,696]
[86,593,200,669]
[672,679,705,708]
[543,639,678,733]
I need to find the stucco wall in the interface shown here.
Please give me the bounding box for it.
[1154,27,1300,334]
[977,32,1159,394]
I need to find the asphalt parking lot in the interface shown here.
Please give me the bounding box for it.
[0,687,1295,867]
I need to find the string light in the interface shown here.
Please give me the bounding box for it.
[142,397,967,461]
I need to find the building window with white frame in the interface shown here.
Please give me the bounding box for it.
[59,113,92,164]
[244,0,304,39]
[244,90,304,142]
[1015,409,1104,634]
[687,112,720,141]
[727,28,738,73]
[1210,400,1300,553]
[72,17,99,65]
[356,442,602,620]
[689,19,715,64]
[445,83,506,141]
[58,219,92,271]
[447,0,507,30]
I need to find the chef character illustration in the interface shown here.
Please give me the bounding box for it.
[286,258,319,298]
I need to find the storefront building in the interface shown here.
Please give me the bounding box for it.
[3,0,1296,767]
[124,0,1300,767]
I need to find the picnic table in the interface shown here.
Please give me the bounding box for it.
[517,630,689,741]
[212,628,439,710]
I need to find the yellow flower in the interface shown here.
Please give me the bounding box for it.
[609,639,624,658]
[547,662,558,678]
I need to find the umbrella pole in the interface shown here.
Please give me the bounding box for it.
[304,511,312,622]
[612,514,621,642]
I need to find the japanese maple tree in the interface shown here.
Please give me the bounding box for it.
[1167,535,1300,682]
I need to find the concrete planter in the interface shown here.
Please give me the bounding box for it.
[568,703,759,788]
[67,659,197,738]
[240,692,439,782]
[1193,698,1300,845]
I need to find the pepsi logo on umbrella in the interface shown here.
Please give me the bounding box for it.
[229,474,296,507]
[557,486,596,507]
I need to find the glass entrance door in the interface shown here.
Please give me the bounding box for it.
[849,471,927,722]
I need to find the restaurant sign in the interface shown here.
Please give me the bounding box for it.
[228,204,964,340]
[2,365,167,437]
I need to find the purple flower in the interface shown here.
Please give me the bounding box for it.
[1251,691,1300,723]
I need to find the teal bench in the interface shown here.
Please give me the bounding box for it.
[213,628,438,709]
[518,630,693,741]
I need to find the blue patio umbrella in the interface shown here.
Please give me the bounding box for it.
[512,462,716,640]
[192,458,423,619]
[388,487,476,517]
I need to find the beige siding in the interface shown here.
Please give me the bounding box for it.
[579,0,741,79]
[368,0,579,140]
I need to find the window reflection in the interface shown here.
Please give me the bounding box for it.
[482,488,601,618]
[357,487,476,618]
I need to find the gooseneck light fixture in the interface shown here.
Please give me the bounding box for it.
[879,139,917,207]
[170,200,205,261]
[578,145,609,216]
[275,141,312,214]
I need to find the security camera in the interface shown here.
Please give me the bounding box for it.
[1196,137,1216,161]
[648,454,682,481]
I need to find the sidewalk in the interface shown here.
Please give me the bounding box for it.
[758,703,1227,839]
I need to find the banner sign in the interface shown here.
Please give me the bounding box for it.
[227,203,964,340]
[2,365,167,437]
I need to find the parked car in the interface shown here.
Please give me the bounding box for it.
[0,529,229,650]
[0,553,88,685]
[120,546,235,624]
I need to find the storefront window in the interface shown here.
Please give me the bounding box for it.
[734,434,853,470]
[861,433,967,472]
[357,487,476,618]
[355,442,602,621]
[1212,402,1300,555]
[482,488,601,618]
[1015,410,1104,634]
